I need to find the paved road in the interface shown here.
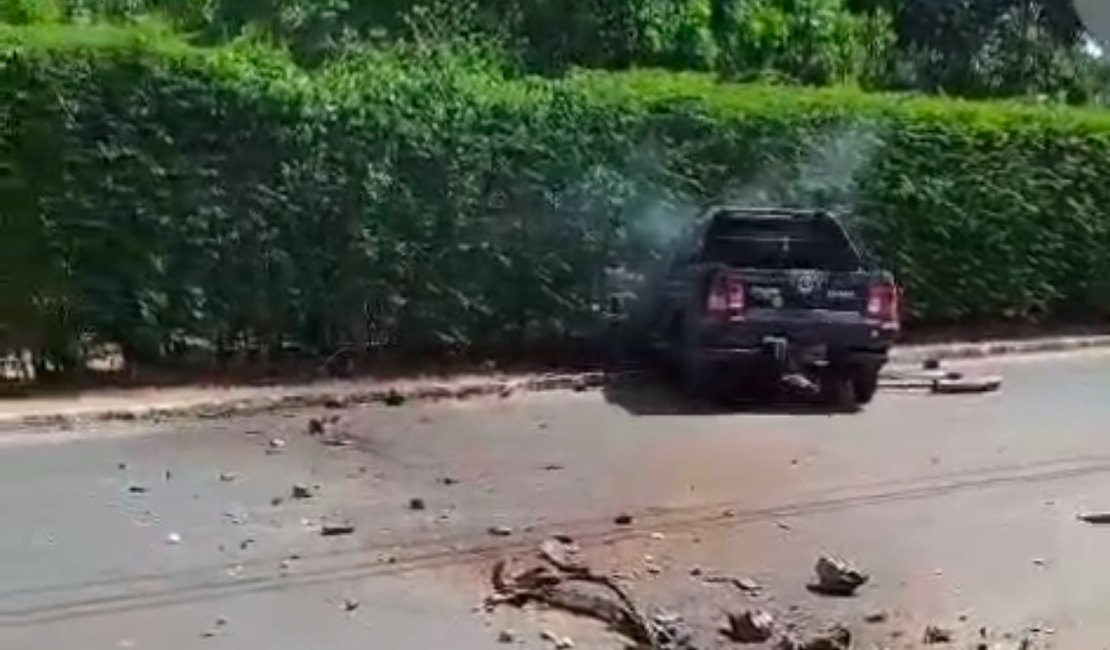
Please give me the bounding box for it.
[2,351,1110,649]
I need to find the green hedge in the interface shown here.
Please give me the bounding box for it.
[3,25,1110,371]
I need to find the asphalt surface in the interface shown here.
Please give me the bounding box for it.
[2,350,1110,649]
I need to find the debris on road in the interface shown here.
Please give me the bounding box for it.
[438,477,459,486]
[166,532,182,545]
[798,626,852,650]
[614,513,634,526]
[650,531,667,541]
[343,597,361,613]
[488,550,661,649]
[117,462,127,470]
[703,573,761,595]
[497,629,516,643]
[320,520,356,537]
[488,525,514,537]
[542,463,564,471]
[864,610,889,624]
[383,389,407,407]
[1077,511,1110,524]
[932,376,1003,395]
[409,497,427,511]
[725,609,775,643]
[127,484,148,494]
[219,471,237,483]
[268,438,287,453]
[291,483,314,500]
[270,496,284,507]
[540,538,586,573]
[811,555,869,596]
[923,625,954,644]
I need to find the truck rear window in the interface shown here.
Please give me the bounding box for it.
[700,214,861,272]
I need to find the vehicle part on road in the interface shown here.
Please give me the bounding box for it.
[931,377,1003,395]
[812,555,869,596]
[1077,511,1110,524]
[489,550,683,650]
[725,609,775,643]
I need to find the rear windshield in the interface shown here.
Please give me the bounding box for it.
[700,214,861,271]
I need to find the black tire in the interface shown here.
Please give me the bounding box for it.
[852,367,881,405]
[680,353,719,401]
[821,371,859,412]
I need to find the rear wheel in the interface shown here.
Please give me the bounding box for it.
[821,371,859,412]
[852,367,881,405]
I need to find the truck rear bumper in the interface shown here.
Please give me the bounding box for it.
[697,343,888,371]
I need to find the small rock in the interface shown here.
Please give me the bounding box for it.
[726,609,775,643]
[321,521,356,537]
[923,357,941,370]
[324,397,345,409]
[279,559,292,570]
[128,484,148,494]
[409,497,427,511]
[239,537,255,550]
[214,617,228,627]
[690,566,704,577]
[269,438,287,450]
[813,555,869,596]
[308,418,326,435]
[923,625,954,644]
[164,470,173,481]
[539,538,585,572]
[343,597,360,612]
[650,531,666,541]
[865,611,889,624]
[291,483,314,500]
[497,629,516,644]
[614,513,634,526]
[117,462,127,471]
[556,638,575,649]
[540,630,559,643]
[270,496,284,507]
[734,577,761,594]
[219,472,237,483]
[776,635,802,650]
[488,525,513,537]
[1032,558,1046,567]
[542,463,564,471]
[166,532,182,545]
[383,390,406,407]
[800,626,852,650]
[438,477,459,486]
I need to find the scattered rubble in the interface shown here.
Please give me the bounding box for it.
[799,626,852,650]
[725,609,775,643]
[291,483,314,500]
[811,555,869,596]
[320,520,356,537]
[923,625,954,644]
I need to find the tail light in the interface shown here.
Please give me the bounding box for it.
[707,272,746,320]
[868,282,901,331]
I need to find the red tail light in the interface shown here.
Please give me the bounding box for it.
[707,273,745,320]
[868,282,900,331]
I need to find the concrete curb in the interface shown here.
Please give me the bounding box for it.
[889,335,1110,364]
[3,334,1109,427]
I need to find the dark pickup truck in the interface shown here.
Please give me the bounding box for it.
[642,205,900,409]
